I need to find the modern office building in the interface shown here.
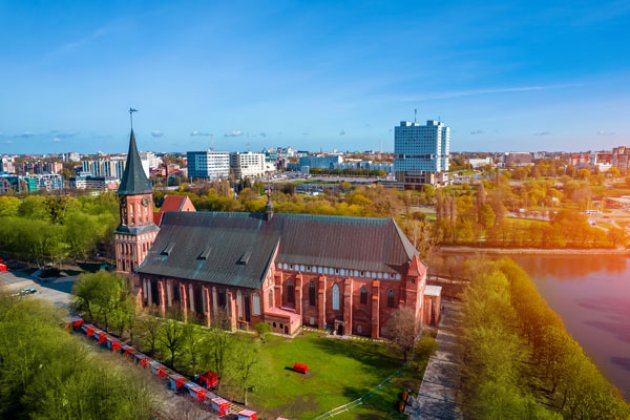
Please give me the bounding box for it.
[229,152,267,179]
[0,156,16,174]
[187,150,230,180]
[394,119,450,187]
[298,155,343,170]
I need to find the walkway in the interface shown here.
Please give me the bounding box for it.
[405,299,463,419]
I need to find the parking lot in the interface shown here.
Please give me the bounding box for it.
[0,270,75,308]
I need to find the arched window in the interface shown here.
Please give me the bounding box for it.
[309,281,316,306]
[268,289,273,308]
[332,283,340,311]
[387,289,395,308]
[286,280,295,304]
[360,286,368,305]
[253,293,261,316]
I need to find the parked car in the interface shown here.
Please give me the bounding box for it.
[17,287,37,296]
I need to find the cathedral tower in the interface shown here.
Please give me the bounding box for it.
[114,124,159,273]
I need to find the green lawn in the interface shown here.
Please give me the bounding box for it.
[250,332,417,419]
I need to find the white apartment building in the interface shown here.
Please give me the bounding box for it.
[229,152,267,179]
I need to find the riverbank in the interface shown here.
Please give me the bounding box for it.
[439,246,630,255]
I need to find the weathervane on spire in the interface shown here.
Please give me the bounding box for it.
[129,107,138,130]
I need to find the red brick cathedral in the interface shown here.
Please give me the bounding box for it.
[114,129,439,338]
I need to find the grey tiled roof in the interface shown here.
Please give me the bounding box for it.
[118,130,152,196]
[137,211,418,289]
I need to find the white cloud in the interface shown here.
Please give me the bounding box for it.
[190,130,212,137]
[52,137,61,143]
[224,130,243,137]
[597,130,615,136]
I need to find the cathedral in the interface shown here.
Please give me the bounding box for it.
[114,129,439,338]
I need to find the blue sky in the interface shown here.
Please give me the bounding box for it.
[1,0,629,154]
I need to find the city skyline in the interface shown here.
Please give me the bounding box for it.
[1,1,630,154]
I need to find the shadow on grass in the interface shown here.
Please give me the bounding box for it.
[311,338,402,370]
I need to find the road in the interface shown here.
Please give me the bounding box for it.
[0,270,75,308]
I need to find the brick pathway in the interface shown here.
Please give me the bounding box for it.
[405,299,463,419]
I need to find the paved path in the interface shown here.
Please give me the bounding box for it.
[0,270,74,308]
[406,299,463,419]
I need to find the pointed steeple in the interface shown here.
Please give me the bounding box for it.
[265,180,274,221]
[118,129,152,195]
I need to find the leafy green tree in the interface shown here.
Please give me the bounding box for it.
[158,318,185,368]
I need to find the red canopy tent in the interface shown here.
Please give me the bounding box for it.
[210,397,230,417]
[238,409,257,420]
[0,263,7,273]
[168,374,188,391]
[199,370,219,389]
[184,382,207,401]
[149,360,168,379]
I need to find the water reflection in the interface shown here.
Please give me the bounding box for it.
[513,254,630,400]
[514,254,628,280]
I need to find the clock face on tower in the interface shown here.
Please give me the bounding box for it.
[142,197,149,207]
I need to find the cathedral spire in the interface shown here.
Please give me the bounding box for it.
[118,110,152,196]
[265,178,274,221]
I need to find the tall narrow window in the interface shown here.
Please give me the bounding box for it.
[309,281,316,306]
[387,289,395,308]
[253,293,261,316]
[287,280,295,304]
[268,289,273,308]
[360,286,368,305]
[332,283,340,311]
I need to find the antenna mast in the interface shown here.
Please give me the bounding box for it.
[414,108,417,124]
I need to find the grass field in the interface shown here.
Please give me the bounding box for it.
[250,332,420,419]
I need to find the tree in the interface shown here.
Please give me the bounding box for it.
[138,315,163,356]
[201,328,234,386]
[158,319,185,368]
[385,307,417,361]
[0,196,20,217]
[182,322,203,374]
[254,322,271,342]
[228,341,263,405]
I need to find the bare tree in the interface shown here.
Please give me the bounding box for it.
[385,306,418,361]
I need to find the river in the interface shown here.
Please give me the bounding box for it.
[512,254,630,400]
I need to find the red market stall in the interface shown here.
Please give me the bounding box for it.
[210,397,230,417]
[199,370,219,389]
[134,353,150,368]
[238,409,257,420]
[121,345,135,358]
[105,336,121,351]
[184,382,207,401]
[0,260,7,273]
[96,331,107,344]
[149,360,168,379]
[169,374,188,391]
[82,324,96,337]
[65,316,84,331]
[293,363,308,374]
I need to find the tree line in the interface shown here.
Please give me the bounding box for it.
[0,291,156,419]
[72,271,268,405]
[0,194,118,267]
[458,258,629,419]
